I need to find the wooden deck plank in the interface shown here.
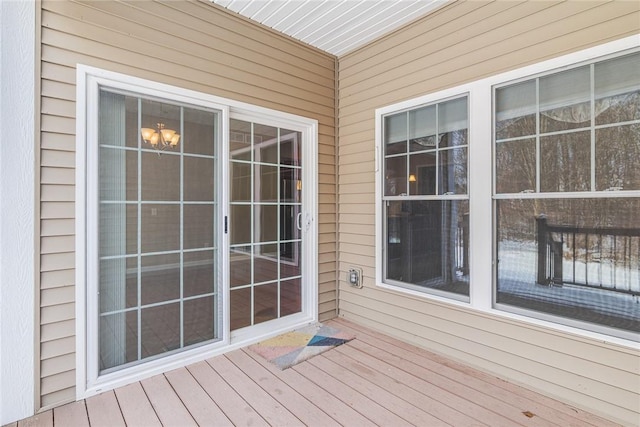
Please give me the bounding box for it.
[140,374,197,427]
[164,367,233,427]
[293,356,414,426]
[187,360,269,427]
[16,411,52,427]
[330,318,617,427]
[308,352,450,426]
[113,381,161,427]
[241,348,378,427]
[207,354,302,426]
[326,344,503,427]
[342,339,558,427]
[11,319,622,427]
[335,320,536,419]
[52,401,89,427]
[85,391,125,427]
[226,349,341,427]
[332,341,544,427]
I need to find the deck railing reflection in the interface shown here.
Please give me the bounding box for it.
[536,215,640,296]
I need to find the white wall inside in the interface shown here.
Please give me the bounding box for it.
[0,0,36,424]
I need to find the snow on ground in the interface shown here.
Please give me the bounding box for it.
[497,240,640,323]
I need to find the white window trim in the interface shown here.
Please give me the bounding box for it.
[375,34,640,349]
[76,65,319,399]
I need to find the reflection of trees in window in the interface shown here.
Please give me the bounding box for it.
[496,138,536,193]
[439,130,468,195]
[596,122,640,191]
[496,114,536,140]
[494,51,640,337]
[540,131,590,192]
[498,198,640,241]
[496,93,640,193]
[495,53,640,195]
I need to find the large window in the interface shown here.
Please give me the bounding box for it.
[376,39,639,343]
[382,96,470,300]
[494,51,640,337]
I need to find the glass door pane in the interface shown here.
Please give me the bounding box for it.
[229,120,303,331]
[98,89,222,373]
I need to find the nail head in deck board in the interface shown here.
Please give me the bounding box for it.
[140,375,197,427]
[113,382,161,427]
[164,367,233,427]
[225,349,340,427]
[85,391,126,427]
[186,360,269,427]
[242,348,377,427]
[52,400,89,427]
[207,354,302,426]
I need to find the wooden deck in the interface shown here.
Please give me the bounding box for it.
[7,318,617,427]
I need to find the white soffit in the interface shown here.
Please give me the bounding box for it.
[211,0,447,56]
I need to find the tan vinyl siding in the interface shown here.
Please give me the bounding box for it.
[337,1,640,425]
[38,0,336,409]
[40,270,75,290]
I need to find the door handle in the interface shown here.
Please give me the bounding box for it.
[296,212,302,231]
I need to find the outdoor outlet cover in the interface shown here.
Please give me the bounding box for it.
[347,267,363,288]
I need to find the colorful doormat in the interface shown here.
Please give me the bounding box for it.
[248,323,355,370]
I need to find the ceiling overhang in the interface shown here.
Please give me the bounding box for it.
[210,0,447,56]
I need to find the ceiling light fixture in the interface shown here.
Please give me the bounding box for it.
[140,122,180,153]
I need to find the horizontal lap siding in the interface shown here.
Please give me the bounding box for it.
[337,1,640,425]
[38,0,336,409]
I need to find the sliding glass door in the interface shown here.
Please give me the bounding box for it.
[228,119,304,331]
[98,89,222,373]
[93,83,314,380]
